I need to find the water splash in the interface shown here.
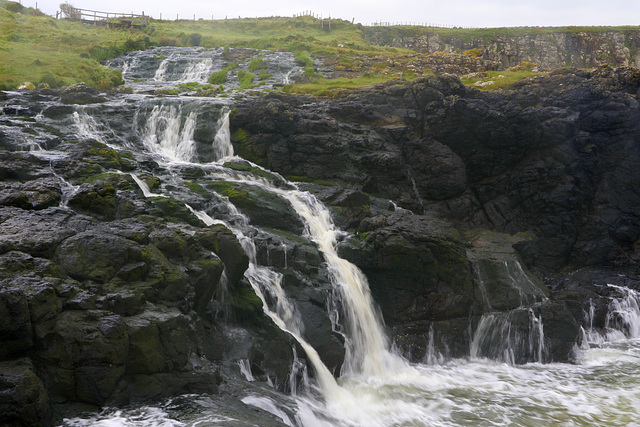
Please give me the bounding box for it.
[470,308,547,364]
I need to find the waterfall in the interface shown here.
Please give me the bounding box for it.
[583,284,640,345]
[138,172,344,396]
[140,105,197,162]
[181,58,214,82]
[154,58,171,81]
[23,47,640,427]
[470,308,547,364]
[212,109,234,160]
[282,190,405,377]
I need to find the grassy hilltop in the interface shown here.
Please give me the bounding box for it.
[2,0,638,93]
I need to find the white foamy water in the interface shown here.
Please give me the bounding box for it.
[63,340,640,426]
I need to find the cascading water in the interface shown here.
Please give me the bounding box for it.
[212,109,233,160]
[139,104,197,162]
[582,284,640,345]
[44,47,640,426]
[470,308,547,364]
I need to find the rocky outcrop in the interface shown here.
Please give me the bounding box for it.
[3,65,640,424]
[232,66,640,273]
[362,27,640,70]
[231,66,640,361]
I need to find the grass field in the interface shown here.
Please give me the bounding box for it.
[0,0,635,93]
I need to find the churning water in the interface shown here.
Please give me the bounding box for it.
[51,49,640,426]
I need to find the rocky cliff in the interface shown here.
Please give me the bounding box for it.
[231,65,640,358]
[2,66,640,426]
[362,27,640,70]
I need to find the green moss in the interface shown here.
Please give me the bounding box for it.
[233,128,248,143]
[223,160,281,182]
[186,181,210,197]
[148,196,202,226]
[229,282,263,321]
[248,55,264,72]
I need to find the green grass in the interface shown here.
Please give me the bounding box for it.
[282,73,409,96]
[2,0,637,92]
[460,70,548,90]
[0,0,150,89]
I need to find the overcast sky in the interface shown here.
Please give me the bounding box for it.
[30,0,640,27]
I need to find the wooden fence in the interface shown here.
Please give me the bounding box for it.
[59,4,150,28]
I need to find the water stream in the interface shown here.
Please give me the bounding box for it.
[8,47,639,426]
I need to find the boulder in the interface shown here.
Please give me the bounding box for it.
[0,358,53,427]
[60,83,106,105]
[353,210,473,324]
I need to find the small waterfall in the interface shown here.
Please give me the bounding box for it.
[605,285,640,337]
[130,174,161,197]
[181,58,214,82]
[282,190,405,378]
[121,56,140,80]
[470,308,547,364]
[405,165,427,213]
[140,105,197,162]
[154,58,171,81]
[237,359,255,381]
[73,111,106,144]
[55,174,81,208]
[423,325,445,365]
[583,285,640,345]
[212,109,233,160]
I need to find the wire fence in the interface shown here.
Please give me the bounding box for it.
[19,1,471,28]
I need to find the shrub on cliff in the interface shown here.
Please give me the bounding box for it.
[209,69,228,84]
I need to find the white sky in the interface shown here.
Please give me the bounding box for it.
[29,0,640,27]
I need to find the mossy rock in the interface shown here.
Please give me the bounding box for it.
[206,181,304,234]
[229,281,263,322]
[68,182,117,219]
[148,196,203,227]
[185,181,210,197]
[194,224,249,286]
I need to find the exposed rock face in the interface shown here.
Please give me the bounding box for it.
[231,66,640,362]
[232,66,640,273]
[362,27,640,70]
[2,66,640,425]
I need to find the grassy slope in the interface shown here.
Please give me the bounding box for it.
[2,0,638,93]
[0,2,146,89]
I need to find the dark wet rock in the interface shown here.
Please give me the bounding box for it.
[36,310,128,404]
[55,230,140,284]
[68,182,118,219]
[353,210,473,324]
[316,187,371,230]
[0,358,53,427]
[0,207,93,257]
[0,286,33,359]
[232,68,640,271]
[60,83,107,105]
[195,224,249,287]
[206,181,304,234]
